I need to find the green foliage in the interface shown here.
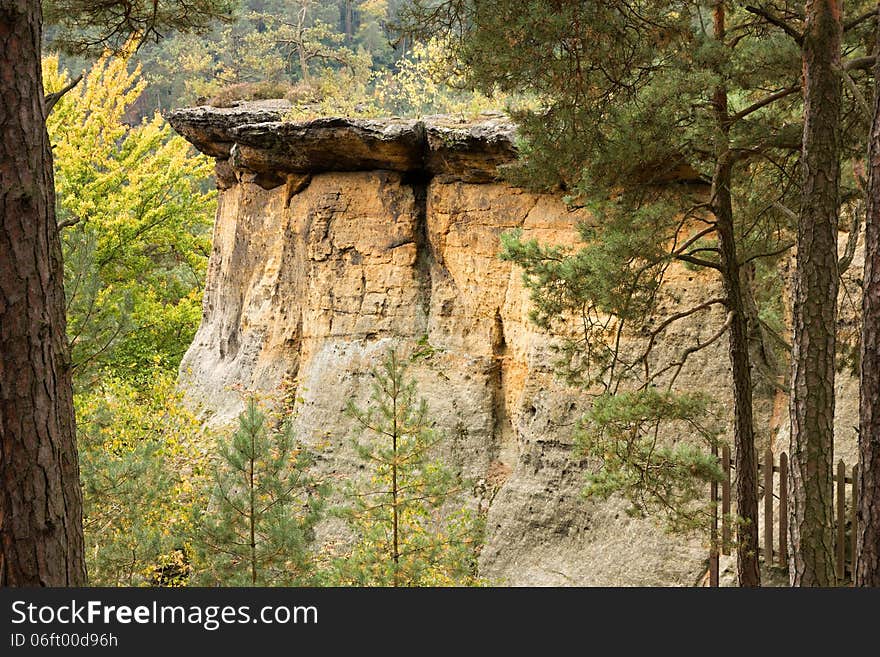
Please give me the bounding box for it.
[44,52,216,386]
[196,398,326,586]
[44,0,235,55]
[577,390,723,534]
[133,1,401,110]
[76,371,207,586]
[282,35,519,120]
[373,37,508,117]
[499,195,677,388]
[61,1,522,121]
[330,349,484,586]
[410,333,440,362]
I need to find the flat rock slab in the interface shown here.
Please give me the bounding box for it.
[229,117,426,175]
[166,99,293,159]
[423,112,517,182]
[166,101,518,183]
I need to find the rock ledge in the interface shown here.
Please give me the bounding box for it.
[166,101,517,183]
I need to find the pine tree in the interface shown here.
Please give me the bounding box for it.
[857,11,880,587]
[789,0,842,588]
[0,0,85,585]
[332,349,483,586]
[197,398,325,586]
[403,0,876,588]
[576,389,724,535]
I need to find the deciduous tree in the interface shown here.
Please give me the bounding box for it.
[0,0,231,586]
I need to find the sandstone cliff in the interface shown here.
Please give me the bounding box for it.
[168,100,862,586]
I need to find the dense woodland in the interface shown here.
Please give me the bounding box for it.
[1,0,880,587]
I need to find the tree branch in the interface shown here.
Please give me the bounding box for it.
[645,312,734,389]
[837,65,872,119]
[844,8,878,32]
[843,56,876,71]
[740,241,795,265]
[44,74,83,114]
[673,253,722,270]
[637,297,727,377]
[673,225,716,256]
[758,317,792,353]
[771,200,798,223]
[745,5,803,44]
[728,85,800,125]
[839,203,863,275]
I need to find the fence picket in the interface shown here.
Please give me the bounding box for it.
[722,444,731,555]
[837,460,846,583]
[851,464,859,584]
[779,452,788,568]
[710,443,719,587]
[764,447,773,564]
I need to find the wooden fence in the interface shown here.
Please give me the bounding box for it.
[709,446,858,585]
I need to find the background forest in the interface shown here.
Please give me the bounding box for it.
[49,0,507,120]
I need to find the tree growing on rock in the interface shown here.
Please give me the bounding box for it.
[331,348,484,586]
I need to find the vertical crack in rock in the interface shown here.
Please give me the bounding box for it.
[490,307,510,467]
[402,170,433,331]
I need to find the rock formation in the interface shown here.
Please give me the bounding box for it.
[167,100,861,586]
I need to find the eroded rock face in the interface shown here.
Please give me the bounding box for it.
[171,102,859,586]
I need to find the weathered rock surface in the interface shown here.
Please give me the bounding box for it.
[172,102,860,586]
[166,99,293,158]
[166,103,517,183]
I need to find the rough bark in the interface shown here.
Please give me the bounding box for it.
[716,162,762,588]
[714,2,761,587]
[857,22,880,587]
[343,0,353,41]
[788,0,841,587]
[0,0,86,586]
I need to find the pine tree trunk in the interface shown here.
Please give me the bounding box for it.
[391,368,400,587]
[856,31,880,587]
[716,162,762,588]
[344,0,353,42]
[0,0,86,586]
[249,440,257,586]
[713,2,760,587]
[789,0,840,587]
